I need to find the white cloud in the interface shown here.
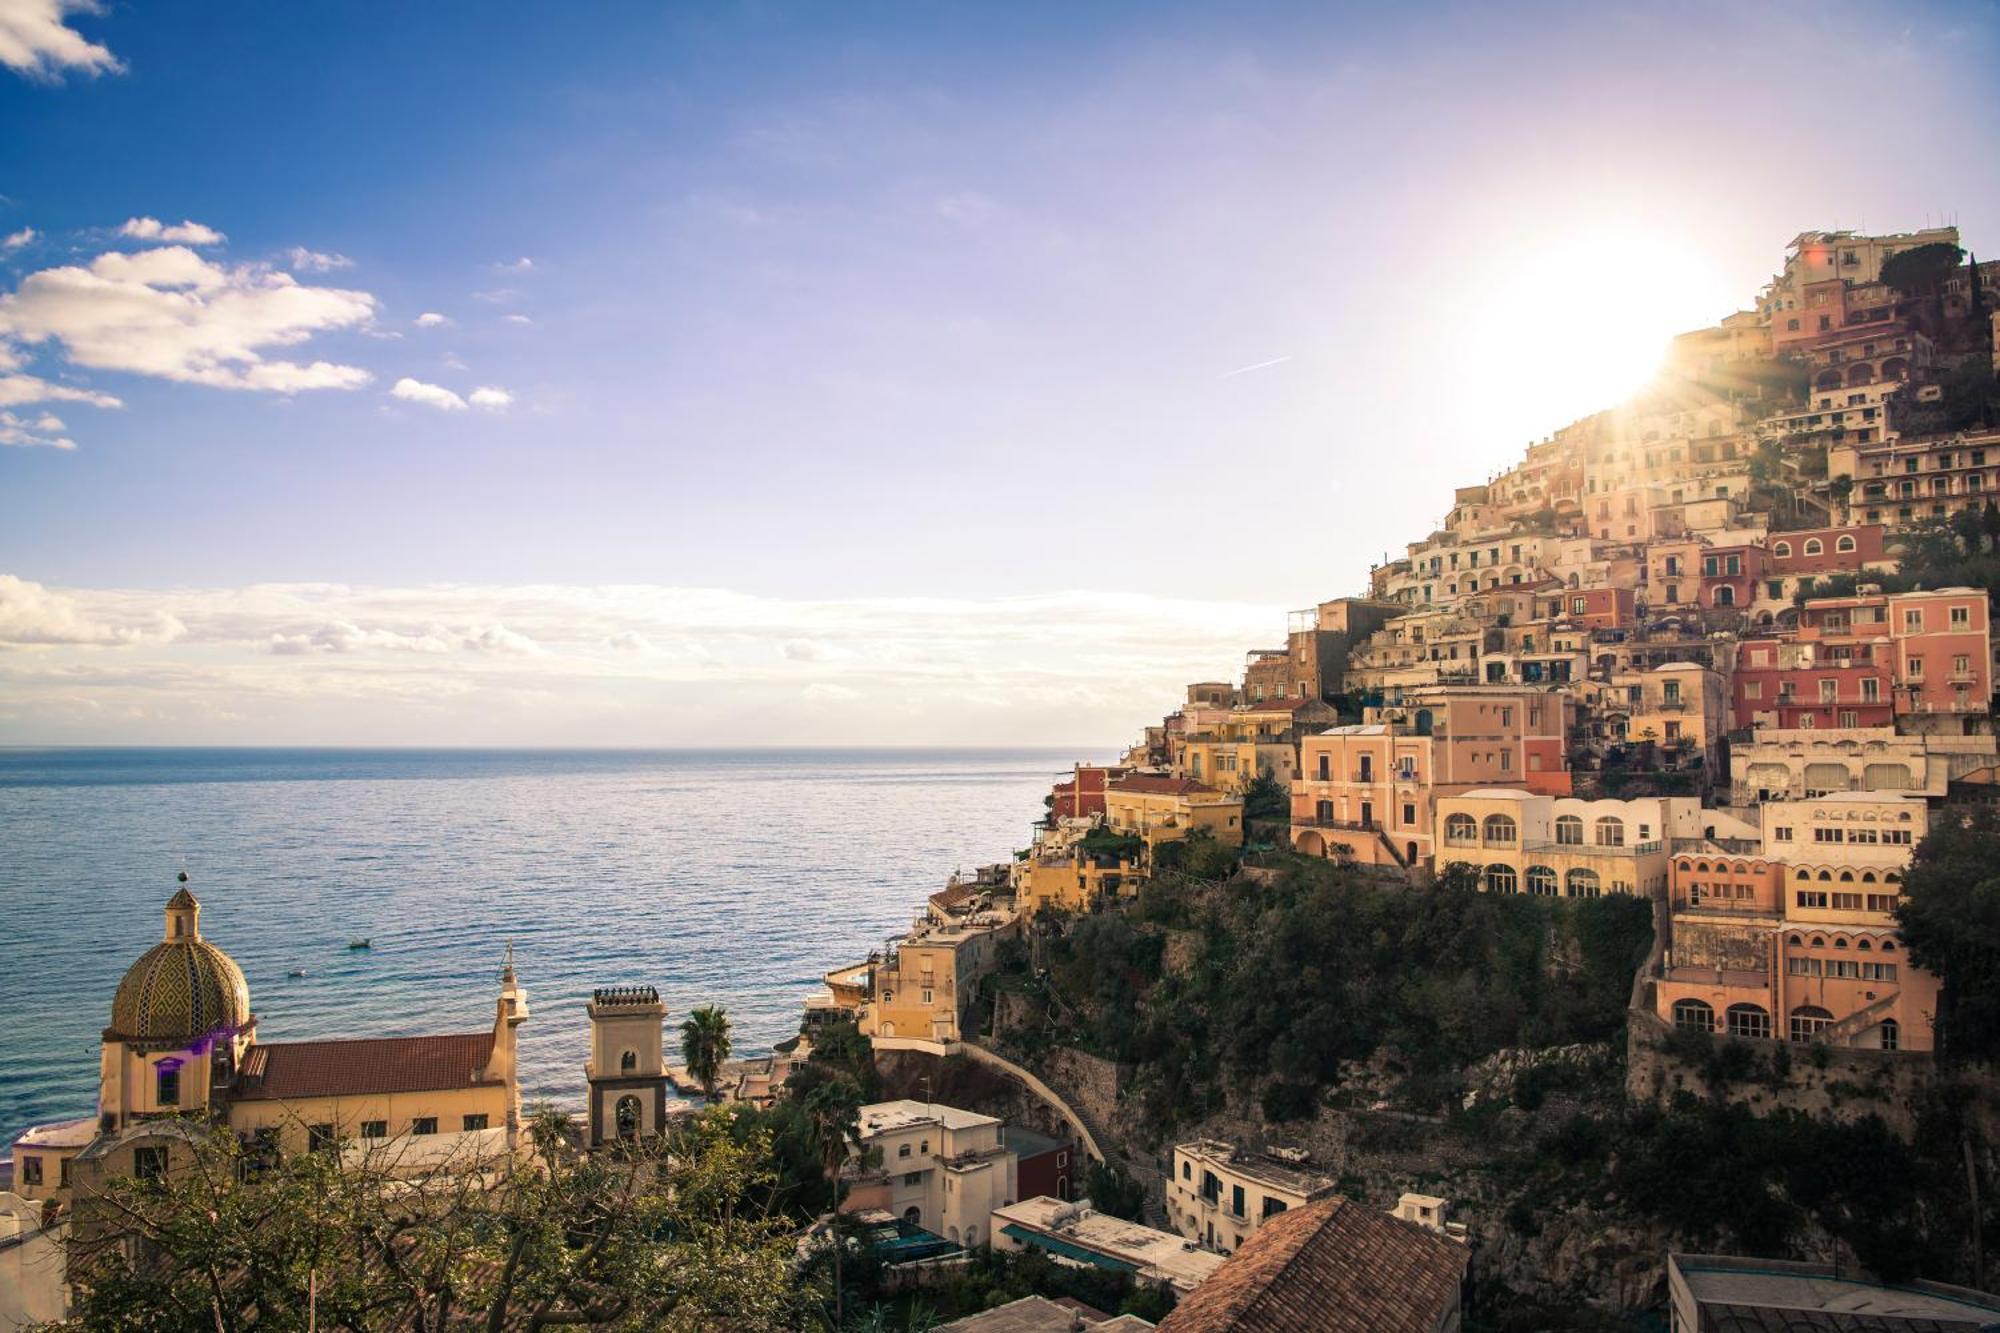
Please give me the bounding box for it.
[501,313,533,326]
[493,256,535,273]
[0,0,122,80]
[467,385,512,410]
[119,216,226,246]
[2,227,36,250]
[390,377,466,411]
[0,372,120,408]
[0,577,1286,745]
[0,408,72,448]
[414,311,451,328]
[0,245,375,392]
[286,246,352,272]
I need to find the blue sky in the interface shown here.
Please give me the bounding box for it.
[2,0,1999,744]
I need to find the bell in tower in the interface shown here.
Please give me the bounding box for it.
[584,985,669,1150]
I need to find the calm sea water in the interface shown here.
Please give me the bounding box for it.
[0,748,1087,1142]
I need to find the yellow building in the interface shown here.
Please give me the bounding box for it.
[1168,1139,1337,1255]
[1015,854,1134,916]
[1103,775,1244,850]
[1432,790,1694,898]
[1180,738,1298,793]
[14,880,529,1209]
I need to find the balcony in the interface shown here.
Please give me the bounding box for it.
[1293,816,1379,833]
[1523,838,1664,856]
[1671,895,1778,916]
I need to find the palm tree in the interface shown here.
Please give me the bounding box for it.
[805,1078,867,1324]
[679,1005,732,1102]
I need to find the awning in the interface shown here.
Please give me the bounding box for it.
[999,1224,1139,1273]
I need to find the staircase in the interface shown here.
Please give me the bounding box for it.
[1820,992,1900,1046]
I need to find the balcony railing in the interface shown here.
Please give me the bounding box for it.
[1293,816,1378,833]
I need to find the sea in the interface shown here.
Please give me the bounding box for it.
[0,747,1091,1143]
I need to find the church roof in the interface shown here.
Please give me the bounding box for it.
[167,886,199,911]
[111,937,250,1045]
[234,1033,496,1100]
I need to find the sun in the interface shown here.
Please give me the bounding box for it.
[1462,227,1735,445]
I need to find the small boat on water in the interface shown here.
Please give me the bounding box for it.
[347,938,371,951]
[287,968,307,978]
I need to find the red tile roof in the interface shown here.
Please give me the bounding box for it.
[1109,774,1223,797]
[1156,1198,1466,1333]
[235,1032,496,1100]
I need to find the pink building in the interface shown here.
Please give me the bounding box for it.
[1764,525,1886,579]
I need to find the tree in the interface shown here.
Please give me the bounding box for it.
[57,1108,812,1331]
[1881,241,1965,296]
[680,1004,733,1102]
[1897,806,2000,1060]
[1083,1161,1147,1221]
[804,1078,869,1324]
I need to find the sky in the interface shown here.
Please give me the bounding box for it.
[3,0,1999,746]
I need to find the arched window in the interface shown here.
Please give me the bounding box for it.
[1839,871,1854,883]
[904,1206,922,1226]
[1804,539,1824,556]
[1788,934,1804,946]
[1882,940,1897,953]
[1836,535,1857,553]
[1715,585,1736,607]
[1526,865,1559,896]
[1861,871,1877,883]
[1485,864,1518,895]
[1790,1005,1834,1043]
[1443,813,1477,846]
[1857,938,1873,951]
[1566,868,1601,898]
[1673,999,1716,1033]
[1878,1019,1900,1051]
[1594,816,1625,847]
[620,1050,637,1073]
[1795,868,1811,881]
[1726,1004,1772,1040]
[616,1095,641,1140]
[1483,814,1518,846]
[1833,937,1849,949]
[1773,541,1793,558]
[1556,815,1585,845]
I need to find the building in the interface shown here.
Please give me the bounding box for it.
[14,880,531,1212]
[858,904,1019,1043]
[1793,587,1992,722]
[842,1100,1018,1248]
[1834,429,2000,528]
[582,985,672,1150]
[1666,1252,2000,1332]
[1005,1126,1077,1203]
[1155,1196,1468,1333]
[0,1192,67,1328]
[993,1197,1226,1295]
[1103,775,1245,851]
[1433,790,1686,898]
[1652,794,1939,1052]
[1730,726,2000,803]
[1290,687,1572,871]
[1168,1141,1336,1255]
[1052,765,1131,821]
[935,1295,1155,1332]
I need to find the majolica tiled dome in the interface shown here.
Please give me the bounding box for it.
[108,884,251,1045]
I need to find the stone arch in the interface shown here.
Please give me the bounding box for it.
[1846,363,1875,387]
[1881,357,1908,381]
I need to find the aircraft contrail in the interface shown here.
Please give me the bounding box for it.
[1221,355,1292,378]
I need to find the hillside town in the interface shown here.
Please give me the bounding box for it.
[10,225,2000,1331]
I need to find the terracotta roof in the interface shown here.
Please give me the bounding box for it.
[1155,1198,1466,1333]
[235,1032,495,1100]
[930,883,978,912]
[1109,775,1224,797]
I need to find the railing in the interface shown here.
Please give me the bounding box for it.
[1293,816,1377,832]
[1670,837,1763,855]
[1671,895,1778,915]
[1521,838,1663,856]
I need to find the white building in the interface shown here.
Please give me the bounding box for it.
[844,1100,1018,1249]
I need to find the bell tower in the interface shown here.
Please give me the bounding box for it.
[584,986,669,1150]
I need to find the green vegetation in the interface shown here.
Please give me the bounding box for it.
[1148,827,1239,880]
[1881,240,1966,294]
[1893,357,2000,437]
[1899,805,2000,1061]
[1076,827,1144,863]
[843,1248,1175,1330]
[1010,857,1652,1130]
[1243,772,1289,822]
[59,1108,812,1331]
[1083,1160,1147,1221]
[680,1003,733,1102]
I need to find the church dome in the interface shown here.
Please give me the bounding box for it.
[108,882,251,1045]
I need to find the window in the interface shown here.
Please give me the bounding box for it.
[412,1117,438,1136]
[899,1143,912,1158]
[1862,678,1879,702]
[1879,1018,1900,1051]
[1953,605,1971,628]
[1673,999,1715,1033]
[155,1064,180,1107]
[1909,656,1924,679]
[1263,1197,1288,1219]
[1485,864,1517,894]
[135,1145,168,1181]
[1905,609,1924,632]
[1790,1006,1834,1043]
[1566,868,1601,898]
[1836,535,1857,553]
[1594,817,1625,847]
[361,1120,387,1139]
[1726,1004,1772,1040]
[1773,541,1792,558]
[308,1123,336,1152]
[904,1172,924,1186]
[620,1050,636,1073]
[1232,1184,1247,1218]
[1526,865,1559,896]
[1182,1160,1191,1180]
[463,1114,489,1132]
[1803,539,1823,556]
[1482,814,1517,845]
[1797,890,1829,909]
[20,1155,42,1186]
[1554,814,1584,845]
